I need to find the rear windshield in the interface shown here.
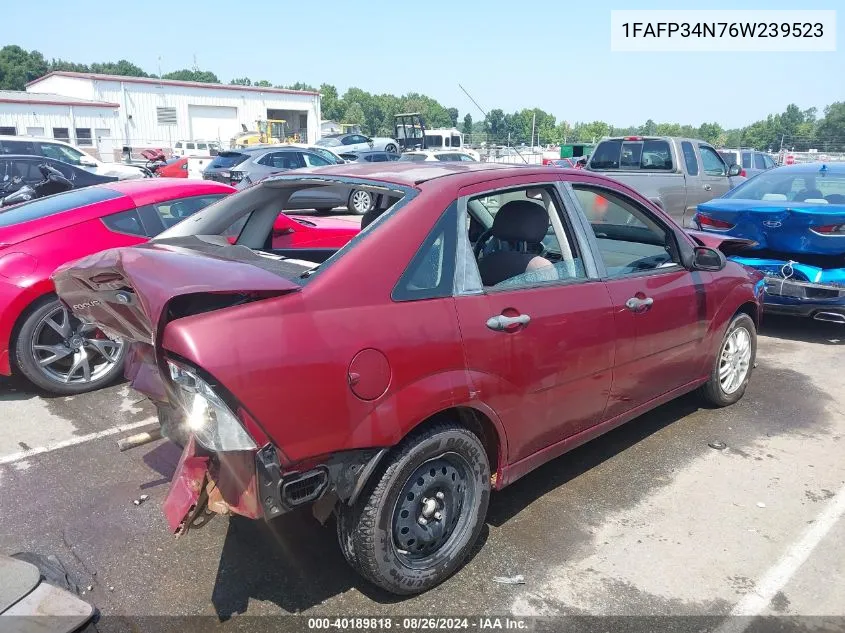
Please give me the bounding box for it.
[590,139,673,170]
[399,153,427,162]
[718,151,739,166]
[208,152,247,169]
[724,168,845,203]
[0,187,121,227]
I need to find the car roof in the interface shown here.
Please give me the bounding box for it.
[0,154,64,162]
[772,162,845,174]
[0,135,72,145]
[100,178,234,205]
[271,161,568,187]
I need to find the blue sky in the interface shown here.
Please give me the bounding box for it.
[7,0,843,129]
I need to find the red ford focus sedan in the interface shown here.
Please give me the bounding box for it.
[56,163,764,594]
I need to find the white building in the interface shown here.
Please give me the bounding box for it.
[22,71,322,159]
[0,90,121,157]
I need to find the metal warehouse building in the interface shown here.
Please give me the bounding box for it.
[18,71,322,160]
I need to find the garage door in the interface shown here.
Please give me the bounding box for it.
[188,105,239,143]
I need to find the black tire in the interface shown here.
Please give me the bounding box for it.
[13,296,126,395]
[347,189,374,215]
[336,422,490,595]
[698,312,757,407]
[384,144,398,154]
[315,208,334,215]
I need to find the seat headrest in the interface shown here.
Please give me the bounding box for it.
[492,200,548,243]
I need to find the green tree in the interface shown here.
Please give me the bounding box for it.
[815,102,845,151]
[447,107,459,127]
[254,79,273,87]
[162,69,219,83]
[230,77,252,86]
[343,102,366,126]
[320,83,342,120]
[462,113,473,136]
[640,119,657,135]
[89,60,148,76]
[283,81,317,91]
[0,45,48,90]
[580,121,612,143]
[486,109,505,141]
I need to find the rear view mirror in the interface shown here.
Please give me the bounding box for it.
[692,246,726,271]
[728,164,742,177]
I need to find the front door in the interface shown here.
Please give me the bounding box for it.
[454,181,616,465]
[570,184,710,419]
[697,144,733,200]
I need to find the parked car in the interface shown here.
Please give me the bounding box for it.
[0,155,118,190]
[585,136,745,227]
[399,150,478,162]
[316,132,400,154]
[0,179,234,394]
[694,163,845,323]
[717,149,778,179]
[0,135,146,180]
[55,162,763,594]
[173,140,221,157]
[156,156,189,178]
[204,145,367,214]
[547,158,582,169]
[339,150,402,163]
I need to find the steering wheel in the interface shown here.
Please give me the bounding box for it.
[473,227,494,259]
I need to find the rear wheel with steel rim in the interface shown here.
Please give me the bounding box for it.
[699,312,756,407]
[13,297,126,395]
[336,422,490,595]
[348,189,374,215]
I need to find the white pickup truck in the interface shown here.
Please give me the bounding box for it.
[585,136,746,227]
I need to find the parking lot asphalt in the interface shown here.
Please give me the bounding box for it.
[1,314,844,629]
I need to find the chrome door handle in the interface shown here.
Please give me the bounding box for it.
[703,184,712,191]
[486,314,531,331]
[625,297,654,312]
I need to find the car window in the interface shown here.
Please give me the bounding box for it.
[147,194,227,232]
[39,142,83,165]
[197,143,207,150]
[763,155,776,169]
[340,135,355,145]
[753,153,766,170]
[368,153,389,163]
[392,202,458,301]
[387,153,401,161]
[102,209,146,236]
[399,153,427,162]
[469,185,587,289]
[458,154,475,162]
[0,140,37,155]
[0,187,122,228]
[310,147,343,164]
[742,152,753,169]
[699,145,727,176]
[573,186,678,277]
[1,158,41,183]
[186,142,196,150]
[681,141,699,176]
[718,150,738,166]
[316,137,341,147]
[175,142,183,149]
[302,152,331,167]
[725,170,845,201]
[451,134,462,148]
[591,139,672,170]
[258,152,302,169]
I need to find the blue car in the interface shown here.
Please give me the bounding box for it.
[694,163,845,324]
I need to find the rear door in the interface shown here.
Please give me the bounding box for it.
[453,179,616,465]
[570,183,711,418]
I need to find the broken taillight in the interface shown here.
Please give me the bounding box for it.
[810,223,845,236]
[695,213,735,232]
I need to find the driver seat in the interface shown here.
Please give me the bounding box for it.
[477,200,554,286]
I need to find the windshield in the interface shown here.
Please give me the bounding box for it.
[316,137,341,147]
[208,152,248,169]
[724,168,845,203]
[0,187,122,227]
[310,147,344,164]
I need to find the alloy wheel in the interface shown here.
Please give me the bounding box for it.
[350,190,373,214]
[30,304,124,385]
[719,326,752,394]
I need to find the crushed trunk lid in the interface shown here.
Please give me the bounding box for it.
[52,236,309,346]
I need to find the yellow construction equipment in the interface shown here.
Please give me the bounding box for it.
[230,119,288,149]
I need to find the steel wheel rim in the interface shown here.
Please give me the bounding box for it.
[351,190,372,213]
[391,452,476,570]
[30,304,124,385]
[719,326,752,394]
[385,144,397,154]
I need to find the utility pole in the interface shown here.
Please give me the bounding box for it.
[531,112,536,149]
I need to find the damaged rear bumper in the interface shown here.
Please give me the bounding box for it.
[732,256,845,323]
[164,434,386,533]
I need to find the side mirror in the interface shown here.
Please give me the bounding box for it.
[728,164,742,177]
[691,246,726,271]
[367,138,374,146]
[78,154,97,167]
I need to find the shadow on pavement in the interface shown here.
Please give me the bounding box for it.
[0,375,37,402]
[761,314,844,345]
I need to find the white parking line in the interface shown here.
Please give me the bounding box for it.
[0,420,155,466]
[715,481,845,633]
